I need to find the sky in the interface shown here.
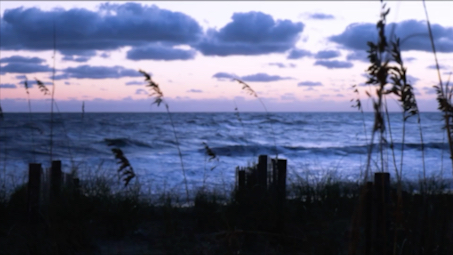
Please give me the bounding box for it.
[0,1,452,112]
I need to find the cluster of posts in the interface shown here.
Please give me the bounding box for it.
[27,160,79,225]
[235,155,287,204]
[234,157,394,254]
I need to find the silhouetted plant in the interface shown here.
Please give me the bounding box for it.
[385,38,425,181]
[111,148,135,187]
[49,18,57,163]
[233,78,278,159]
[351,84,369,178]
[202,142,219,186]
[202,142,218,163]
[23,76,36,162]
[363,1,391,180]
[424,0,453,174]
[35,78,50,96]
[139,69,189,200]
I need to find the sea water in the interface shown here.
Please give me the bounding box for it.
[0,112,451,194]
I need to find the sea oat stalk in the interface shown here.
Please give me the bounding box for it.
[234,78,278,159]
[139,69,189,200]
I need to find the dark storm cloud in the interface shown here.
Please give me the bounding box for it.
[360,74,419,86]
[0,55,46,64]
[297,81,323,86]
[62,55,91,62]
[57,65,142,79]
[17,79,52,89]
[287,48,312,59]
[0,3,203,56]
[212,72,238,81]
[308,13,335,20]
[314,60,353,69]
[127,44,196,60]
[241,73,293,82]
[329,20,453,53]
[268,62,297,68]
[212,72,292,82]
[195,11,304,56]
[0,83,17,88]
[125,81,144,86]
[314,50,341,59]
[346,51,368,62]
[99,52,110,58]
[1,63,52,73]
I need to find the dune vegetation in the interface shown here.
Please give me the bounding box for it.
[1,0,453,254]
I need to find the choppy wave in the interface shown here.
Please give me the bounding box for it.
[103,138,154,148]
[0,112,451,186]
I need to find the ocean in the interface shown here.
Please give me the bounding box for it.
[0,112,451,194]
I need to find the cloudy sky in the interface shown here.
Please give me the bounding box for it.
[0,1,452,112]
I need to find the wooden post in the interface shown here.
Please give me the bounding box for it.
[258,155,268,191]
[73,178,80,195]
[28,163,42,225]
[50,160,62,205]
[277,159,287,203]
[365,181,373,255]
[374,172,390,255]
[237,167,246,192]
[272,158,278,188]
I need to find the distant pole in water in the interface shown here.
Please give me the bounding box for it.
[81,101,85,121]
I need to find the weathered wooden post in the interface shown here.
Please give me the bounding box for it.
[374,172,390,255]
[28,163,42,225]
[365,181,374,255]
[236,167,246,192]
[258,155,268,192]
[50,160,62,205]
[276,159,287,203]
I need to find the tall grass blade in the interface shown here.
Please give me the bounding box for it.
[233,78,278,159]
[139,70,189,201]
[111,148,135,187]
[50,15,57,163]
[423,0,453,174]
[24,76,36,162]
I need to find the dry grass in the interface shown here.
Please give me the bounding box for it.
[139,69,189,201]
[1,1,453,254]
[234,78,279,159]
[111,148,135,187]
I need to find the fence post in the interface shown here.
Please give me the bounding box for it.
[258,155,268,192]
[50,160,62,205]
[28,163,42,225]
[237,167,246,192]
[365,181,373,255]
[374,172,390,255]
[277,159,287,203]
